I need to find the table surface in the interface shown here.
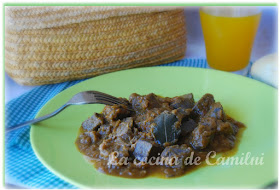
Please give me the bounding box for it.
[4,6,278,189]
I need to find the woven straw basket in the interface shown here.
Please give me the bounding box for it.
[5,7,187,85]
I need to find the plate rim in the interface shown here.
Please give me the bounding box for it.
[30,66,277,188]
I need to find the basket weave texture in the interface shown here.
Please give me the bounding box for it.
[5,7,187,85]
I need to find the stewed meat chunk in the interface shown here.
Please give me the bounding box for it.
[103,105,131,121]
[192,93,215,117]
[133,140,162,162]
[113,117,134,140]
[190,117,217,150]
[161,144,192,168]
[205,102,226,121]
[181,118,197,135]
[82,113,104,131]
[170,93,195,109]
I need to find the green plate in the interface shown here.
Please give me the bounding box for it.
[30,67,277,188]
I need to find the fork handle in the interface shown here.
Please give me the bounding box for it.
[6,104,69,133]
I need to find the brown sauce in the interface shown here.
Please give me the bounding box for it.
[75,93,245,178]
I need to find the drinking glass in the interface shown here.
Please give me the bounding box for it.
[200,7,261,74]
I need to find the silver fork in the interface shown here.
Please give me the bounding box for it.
[6,91,132,133]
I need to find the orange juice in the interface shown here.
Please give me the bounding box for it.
[200,9,261,71]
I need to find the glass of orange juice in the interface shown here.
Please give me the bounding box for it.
[200,7,261,74]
